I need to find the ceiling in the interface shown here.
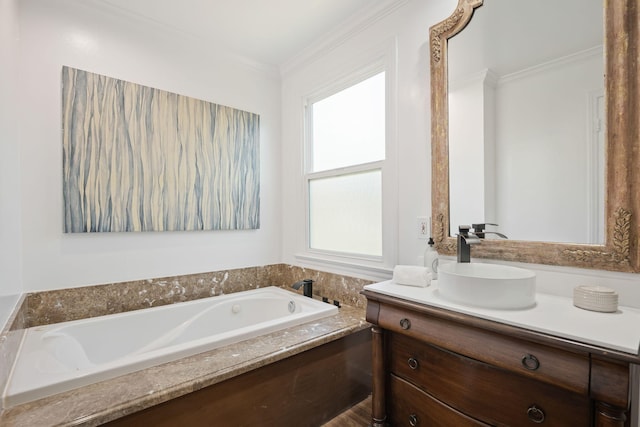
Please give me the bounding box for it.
[96,0,377,67]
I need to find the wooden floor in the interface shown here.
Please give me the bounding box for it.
[321,395,371,427]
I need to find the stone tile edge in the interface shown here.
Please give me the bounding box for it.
[24,264,373,327]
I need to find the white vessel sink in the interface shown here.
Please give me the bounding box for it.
[437,262,536,309]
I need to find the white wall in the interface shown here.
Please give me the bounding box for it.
[0,0,23,309]
[0,0,23,328]
[13,0,282,291]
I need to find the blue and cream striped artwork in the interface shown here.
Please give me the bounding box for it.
[62,66,260,232]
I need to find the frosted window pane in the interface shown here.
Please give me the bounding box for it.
[312,72,385,172]
[309,170,382,256]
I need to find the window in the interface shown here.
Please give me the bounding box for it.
[305,71,386,259]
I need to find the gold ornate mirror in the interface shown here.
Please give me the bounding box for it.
[430,0,639,272]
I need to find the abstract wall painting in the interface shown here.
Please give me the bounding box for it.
[61,66,260,233]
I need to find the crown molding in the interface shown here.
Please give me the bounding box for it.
[81,0,280,78]
[280,0,410,78]
[498,45,603,86]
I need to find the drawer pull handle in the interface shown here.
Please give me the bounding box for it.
[527,405,545,423]
[521,354,540,370]
[408,357,419,370]
[400,318,411,330]
[409,413,419,426]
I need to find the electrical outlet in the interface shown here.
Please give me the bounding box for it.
[417,216,429,239]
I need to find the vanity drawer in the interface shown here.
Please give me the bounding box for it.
[378,302,590,394]
[388,374,489,427]
[387,332,591,426]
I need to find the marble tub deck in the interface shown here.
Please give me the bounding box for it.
[0,304,369,426]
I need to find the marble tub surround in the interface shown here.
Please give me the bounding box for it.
[0,304,368,426]
[0,294,27,410]
[22,264,372,328]
[0,264,372,421]
[272,264,373,309]
[24,266,271,327]
[6,287,339,408]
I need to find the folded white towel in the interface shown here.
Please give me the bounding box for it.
[392,265,431,287]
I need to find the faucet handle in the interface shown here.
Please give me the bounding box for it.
[458,225,472,234]
[471,223,508,239]
[472,223,498,239]
[471,223,498,232]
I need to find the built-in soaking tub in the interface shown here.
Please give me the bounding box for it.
[3,286,338,408]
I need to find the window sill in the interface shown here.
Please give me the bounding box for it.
[294,253,393,282]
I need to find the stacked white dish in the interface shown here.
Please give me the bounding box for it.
[573,285,618,312]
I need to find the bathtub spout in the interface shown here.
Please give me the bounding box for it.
[292,279,313,298]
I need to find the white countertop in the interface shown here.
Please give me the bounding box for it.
[364,280,640,355]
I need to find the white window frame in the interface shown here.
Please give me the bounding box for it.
[296,43,398,280]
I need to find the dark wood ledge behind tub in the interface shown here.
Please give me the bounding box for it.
[105,328,372,426]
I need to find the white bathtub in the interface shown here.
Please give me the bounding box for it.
[3,286,338,407]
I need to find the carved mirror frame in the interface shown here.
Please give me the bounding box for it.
[430,0,639,272]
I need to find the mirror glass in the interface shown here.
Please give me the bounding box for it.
[447,0,604,243]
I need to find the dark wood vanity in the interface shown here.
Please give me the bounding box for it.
[363,289,639,426]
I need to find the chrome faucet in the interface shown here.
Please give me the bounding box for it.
[292,279,313,298]
[457,225,481,263]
